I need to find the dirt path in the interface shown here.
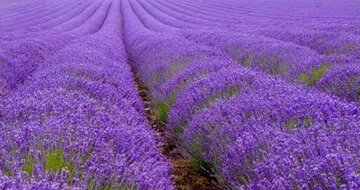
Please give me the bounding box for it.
[133,72,220,190]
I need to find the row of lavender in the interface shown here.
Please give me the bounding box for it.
[0,0,106,95]
[131,0,360,104]
[0,0,174,189]
[123,0,360,189]
[138,0,360,32]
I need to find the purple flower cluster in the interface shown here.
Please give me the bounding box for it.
[122,0,360,189]
[0,0,174,189]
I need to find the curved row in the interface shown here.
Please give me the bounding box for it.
[0,0,174,189]
[123,0,360,188]
[0,0,83,32]
[0,0,111,95]
[131,0,360,104]
[1,0,102,40]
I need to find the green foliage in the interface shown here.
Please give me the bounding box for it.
[190,155,203,172]
[313,66,329,82]
[156,102,171,123]
[285,118,298,129]
[45,149,65,172]
[190,138,216,175]
[156,95,176,123]
[23,154,36,177]
[3,167,14,177]
[227,86,242,97]
[190,139,203,171]
[299,73,310,84]
[304,118,313,128]
[299,65,329,86]
[44,148,75,178]
[285,118,313,130]
[64,162,75,179]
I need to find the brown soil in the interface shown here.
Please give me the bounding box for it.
[133,72,220,190]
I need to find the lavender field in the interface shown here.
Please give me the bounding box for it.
[1,0,360,189]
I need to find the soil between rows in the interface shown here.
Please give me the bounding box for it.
[133,71,220,190]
